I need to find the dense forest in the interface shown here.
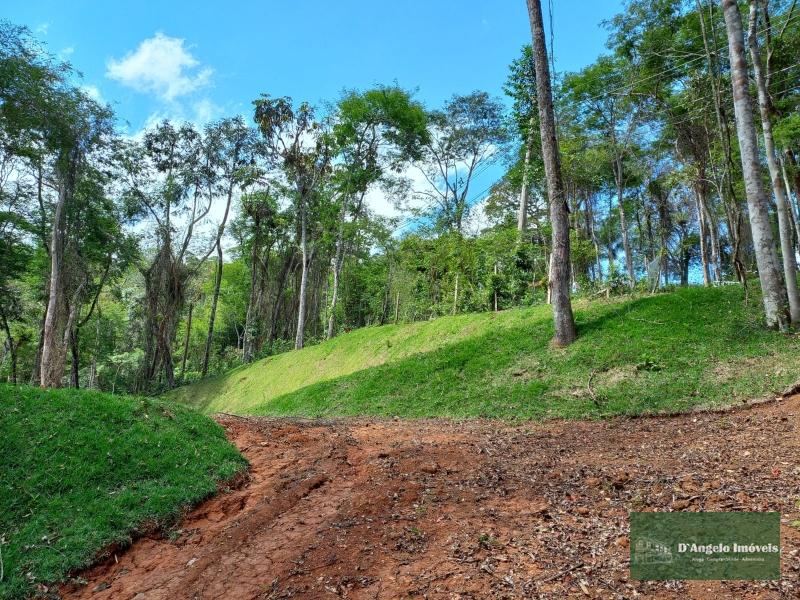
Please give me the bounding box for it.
[2,0,800,394]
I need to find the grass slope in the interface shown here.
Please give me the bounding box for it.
[0,386,247,600]
[175,285,800,419]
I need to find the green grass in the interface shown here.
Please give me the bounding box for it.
[174,285,800,419]
[0,386,247,600]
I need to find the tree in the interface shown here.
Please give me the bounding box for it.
[0,127,34,384]
[526,0,577,346]
[416,92,508,233]
[504,45,541,234]
[65,168,138,389]
[37,90,116,387]
[200,117,261,375]
[695,0,749,284]
[748,0,800,323]
[565,56,642,288]
[721,0,790,330]
[0,205,32,383]
[253,96,331,349]
[325,86,428,339]
[123,121,217,390]
[1,23,133,388]
[234,190,281,362]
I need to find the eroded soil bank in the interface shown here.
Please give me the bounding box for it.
[63,397,800,599]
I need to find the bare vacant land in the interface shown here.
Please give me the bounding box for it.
[64,396,800,599]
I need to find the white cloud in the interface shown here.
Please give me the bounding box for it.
[35,22,50,35]
[364,186,400,220]
[106,33,212,101]
[120,97,223,142]
[463,196,492,236]
[192,98,222,125]
[82,85,103,103]
[117,111,168,142]
[364,166,431,221]
[59,46,75,58]
[364,154,502,236]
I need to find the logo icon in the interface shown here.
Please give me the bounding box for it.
[633,537,673,565]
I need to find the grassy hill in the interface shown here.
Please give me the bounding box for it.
[0,386,247,600]
[173,285,800,419]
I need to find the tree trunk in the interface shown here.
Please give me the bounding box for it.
[295,204,309,350]
[243,235,260,363]
[452,272,459,315]
[89,313,100,389]
[545,252,552,305]
[180,302,193,379]
[518,122,535,232]
[694,186,711,286]
[633,194,647,264]
[748,0,800,323]
[615,159,636,287]
[493,263,499,312]
[31,323,44,385]
[722,0,790,330]
[326,235,345,339]
[59,282,84,389]
[70,328,79,389]
[780,152,800,247]
[700,188,722,283]
[527,0,577,347]
[681,242,690,286]
[201,244,223,376]
[140,248,182,391]
[163,345,175,389]
[587,199,602,282]
[201,181,235,375]
[0,310,17,384]
[243,215,269,363]
[40,183,68,388]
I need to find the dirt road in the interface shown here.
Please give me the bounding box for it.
[63,396,800,599]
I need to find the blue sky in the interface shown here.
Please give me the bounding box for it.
[6,0,624,221]
[8,1,623,131]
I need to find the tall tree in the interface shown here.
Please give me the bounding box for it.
[565,56,642,287]
[748,0,800,323]
[416,92,508,233]
[722,0,790,330]
[325,87,428,339]
[124,121,216,390]
[39,90,115,387]
[696,0,749,284]
[503,45,541,234]
[0,180,32,383]
[526,0,577,346]
[200,117,260,375]
[234,189,282,362]
[253,96,331,349]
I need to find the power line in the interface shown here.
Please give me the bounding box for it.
[392,157,500,234]
[563,10,800,108]
[640,63,800,134]
[390,157,499,234]
[657,66,800,131]
[392,8,800,237]
[393,171,501,236]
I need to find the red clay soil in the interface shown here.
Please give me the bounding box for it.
[62,396,800,599]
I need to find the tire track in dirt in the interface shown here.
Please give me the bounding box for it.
[62,396,800,599]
